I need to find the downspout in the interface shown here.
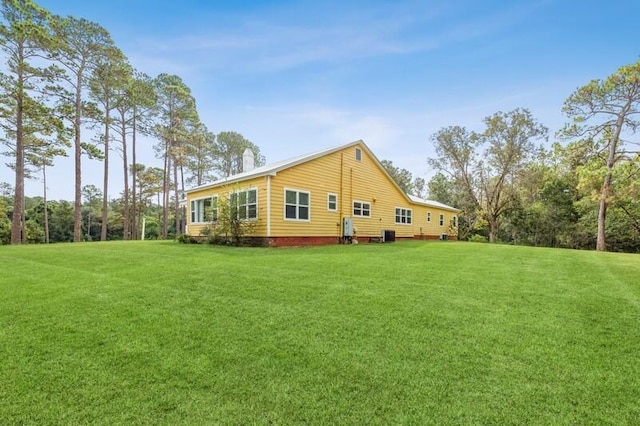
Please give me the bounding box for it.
[350,167,354,239]
[339,153,344,241]
[350,167,353,200]
[266,175,272,240]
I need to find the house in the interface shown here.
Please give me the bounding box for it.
[185,140,459,246]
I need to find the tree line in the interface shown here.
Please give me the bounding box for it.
[379,61,639,253]
[423,61,640,253]
[0,0,263,244]
[2,1,638,252]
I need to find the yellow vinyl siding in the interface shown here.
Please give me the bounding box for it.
[186,176,268,237]
[412,206,457,238]
[185,141,459,240]
[270,145,413,238]
[347,148,413,238]
[269,152,342,237]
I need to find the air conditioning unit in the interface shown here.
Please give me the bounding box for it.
[439,234,448,241]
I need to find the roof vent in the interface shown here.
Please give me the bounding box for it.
[242,148,255,172]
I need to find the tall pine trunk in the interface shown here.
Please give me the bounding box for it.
[178,161,185,234]
[101,105,110,241]
[131,110,137,240]
[73,69,84,242]
[11,47,25,245]
[43,164,49,244]
[162,141,170,239]
[121,118,129,240]
[173,156,180,235]
[597,113,626,251]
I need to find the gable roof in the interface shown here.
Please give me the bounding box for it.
[187,140,364,193]
[186,139,459,212]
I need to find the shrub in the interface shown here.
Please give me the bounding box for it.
[468,234,488,243]
[176,233,200,244]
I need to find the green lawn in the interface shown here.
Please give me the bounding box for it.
[1,241,639,424]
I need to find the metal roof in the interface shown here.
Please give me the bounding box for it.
[186,139,459,212]
[408,195,460,212]
[187,140,363,193]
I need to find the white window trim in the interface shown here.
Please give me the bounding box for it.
[439,213,444,227]
[284,187,311,222]
[427,211,432,223]
[190,199,198,224]
[352,200,371,218]
[190,195,217,224]
[327,193,338,212]
[394,207,413,225]
[355,147,362,162]
[230,188,258,221]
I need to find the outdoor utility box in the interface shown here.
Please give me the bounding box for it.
[440,234,448,240]
[382,230,395,242]
[343,217,354,237]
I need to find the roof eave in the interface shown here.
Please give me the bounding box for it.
[186,170,278,193]
[415,203,460,213]
[186,140,363,194]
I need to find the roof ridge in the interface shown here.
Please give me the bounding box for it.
[187,140,363,193]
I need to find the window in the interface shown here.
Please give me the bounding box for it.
[190,196,217,223]
[285,189,310,220]
[230,189,257,220]
[427,211,431,223]
[439,213,444,227]
[355,148,362,162]
[452,216,457,227]
[353,201,371,217]
[395,208,412,224]
[327,193,338,212]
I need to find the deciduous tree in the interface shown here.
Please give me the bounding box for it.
[25,137,68,243]
[381,159,414,195]
[429,108,548,243]
[81,184,101,240]
[427,172,478,240]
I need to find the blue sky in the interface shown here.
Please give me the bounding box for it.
[3,0,640,200]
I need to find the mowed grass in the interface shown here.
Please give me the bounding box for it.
[1,241,639,424]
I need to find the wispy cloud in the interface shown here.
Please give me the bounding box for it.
[125,1,544,74]
[203,102,401,159]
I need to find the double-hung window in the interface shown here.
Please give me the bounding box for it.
[395,207,412,224]
[439,213,444,227]
[285,189,310,220]
[427,211,432,223]
[353,201,371,217]
[327,193,338,212]
[230,189,257,220]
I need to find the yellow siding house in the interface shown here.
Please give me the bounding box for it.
[186,140,459,246]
